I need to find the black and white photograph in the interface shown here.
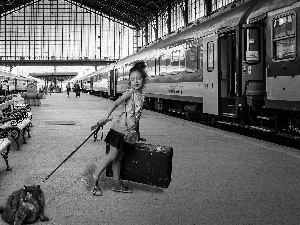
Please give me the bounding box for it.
[0,0,300,224]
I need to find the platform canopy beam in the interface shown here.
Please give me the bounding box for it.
[29,72,78,81]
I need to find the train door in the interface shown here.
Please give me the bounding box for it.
[9,78,17,94]
[203,34,219,115]
[242,24,265,112]
[90,76,93,90]
[80,80,83,90]
[108,69,116,98]
[219,31,237,116]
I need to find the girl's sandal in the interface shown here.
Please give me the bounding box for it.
[82,175,102,196]
[91,186,102,196]
[113,182,133,193]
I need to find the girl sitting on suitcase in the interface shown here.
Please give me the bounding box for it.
[83,61,147,196]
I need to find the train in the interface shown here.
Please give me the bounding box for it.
[80,63,114,98]
[76,0,300,137]
[0,71,44,94]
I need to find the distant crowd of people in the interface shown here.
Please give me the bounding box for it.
[47,81,81,97]
[48,82,61,95]
[65,81,80,97]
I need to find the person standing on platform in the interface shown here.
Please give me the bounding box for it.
[82,61,147,196]
[66,82,71,97]
[74,81,81,97]
[49,82,54,95]
[2,80,9,96]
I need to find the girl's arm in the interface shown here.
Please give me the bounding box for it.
[100,90,132,121]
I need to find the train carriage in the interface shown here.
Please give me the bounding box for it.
[92,65,113,97]
[9,76,28,93]
[82,0,300,137]
[243,0,300,133]
[82,76,93,93]
[0,72,30,94]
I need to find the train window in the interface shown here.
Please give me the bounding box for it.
[165,53,171,73]
[207,41,214,72]
[115,68,122,81]
[115,69,118,81]
[244,28,260,64]
[124,66,130,80]
[179,50,185,68]
[273,14,295,39]
[159,55,167,75]
[186,45,198,72]
[148,58,156,76]
[118,67,124,80]
[156,57,160,75]
[273,13,296,61]
[171,50,179,69]
[122,67,126,81]
[199,42,203,71]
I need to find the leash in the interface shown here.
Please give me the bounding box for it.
[91,118,113,142]
[41,118,113,184]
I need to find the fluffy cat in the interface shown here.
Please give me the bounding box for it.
[0,185,49,225]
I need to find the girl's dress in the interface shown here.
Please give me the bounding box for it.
[104,89,144,153]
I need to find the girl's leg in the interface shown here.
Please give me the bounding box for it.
[93,145,119,179]
[83,145,119,196]
[112,150,124,182]
[112,151,133,193]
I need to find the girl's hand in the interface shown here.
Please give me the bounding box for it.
[97,117,111,126]
[91,118,112,131]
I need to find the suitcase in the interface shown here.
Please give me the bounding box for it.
[106,143,173,188]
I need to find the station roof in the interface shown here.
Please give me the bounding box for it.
[0,0,172,28]
[29,72,78,81]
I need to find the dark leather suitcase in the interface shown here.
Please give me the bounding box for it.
[106,143,173,188]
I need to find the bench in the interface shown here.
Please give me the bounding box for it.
[0,137,12,171]
[13,103,33,126]
[0,99,32,150]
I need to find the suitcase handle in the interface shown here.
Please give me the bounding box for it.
[136,144,169,153]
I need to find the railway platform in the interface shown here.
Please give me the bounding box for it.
[1,92,300,225]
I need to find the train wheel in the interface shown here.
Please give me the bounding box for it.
[144,97,154,110]
[208,115,218,127]
[154,99,162,111]
[289,115,300,135]
[185,109,197,121]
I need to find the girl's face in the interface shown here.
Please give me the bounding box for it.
[130,70,144,91]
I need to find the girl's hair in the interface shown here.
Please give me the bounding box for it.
[129,61,147,81]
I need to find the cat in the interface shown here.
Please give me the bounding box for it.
[0,185,49,225]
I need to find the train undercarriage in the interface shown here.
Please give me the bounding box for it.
[144,96,300,148]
